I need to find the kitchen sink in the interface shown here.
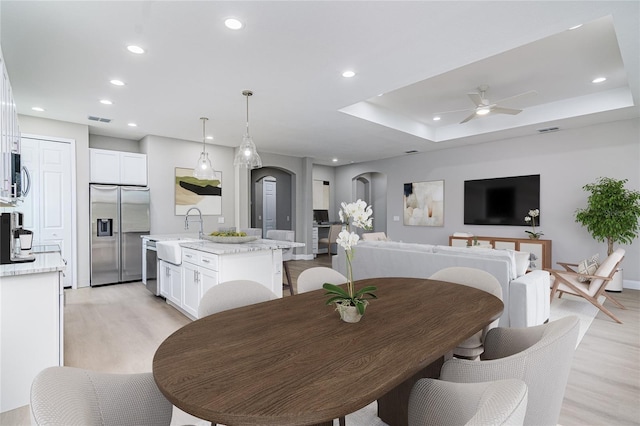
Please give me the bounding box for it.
[156,239,198,265]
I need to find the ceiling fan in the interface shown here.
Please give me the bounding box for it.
[436,85,536,124]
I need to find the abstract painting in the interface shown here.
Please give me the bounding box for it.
[403,180,444,226]
[175,167,222,215]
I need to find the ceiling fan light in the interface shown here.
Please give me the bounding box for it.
[476,108,491,115]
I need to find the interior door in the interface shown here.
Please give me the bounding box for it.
[263,179,277,235]
[20,137,74,287]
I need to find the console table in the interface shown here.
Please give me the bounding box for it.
[449,235,552,270]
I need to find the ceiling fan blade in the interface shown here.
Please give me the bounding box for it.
[493,90,537,104]
[492,106,522,115]
[467,92,483,107]
[460,112,478,124]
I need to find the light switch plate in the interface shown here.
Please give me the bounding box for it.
[393,216,400,221]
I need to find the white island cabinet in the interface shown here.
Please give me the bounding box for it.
[153,238,303,320]
[0,251,65,413]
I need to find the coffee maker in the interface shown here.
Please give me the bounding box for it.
[0,212,36,264]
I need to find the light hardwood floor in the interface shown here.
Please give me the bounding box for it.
[1,255,638,426]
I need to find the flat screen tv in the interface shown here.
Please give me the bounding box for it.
[464,175,540,226]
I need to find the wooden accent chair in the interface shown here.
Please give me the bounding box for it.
[318,224,342,255]
[547,248,626,323]
[31,367,172,426]
[440,316,579,426]
[198,280,278,318]
[408,378,528,426]
[429,267,503,359]
[266,229,295,295]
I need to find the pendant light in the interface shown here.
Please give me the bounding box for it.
[233,90,262,169]
[193,117,216,180]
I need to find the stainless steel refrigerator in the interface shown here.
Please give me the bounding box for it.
[90,184,150,286]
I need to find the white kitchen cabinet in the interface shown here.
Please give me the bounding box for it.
[158,260,181,305]
[0,51,21,205]
[89,148,147,185]
[181,261,200,318]
[0,268,63,413]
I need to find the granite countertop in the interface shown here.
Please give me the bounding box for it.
[180,239,305,255]
[142,233,200,242]
[0,251,66,277]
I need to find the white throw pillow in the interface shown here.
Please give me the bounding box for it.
[513,251,530,277]
[577,254,599,282]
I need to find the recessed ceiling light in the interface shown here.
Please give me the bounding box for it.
[433,116,441,121]
[100,99,113,105]
[127,45,145,54]
[225,18,243,30]
[206,136,214,140]
[332,158,338,162]
[569,24,583,30]
[592,77,607,83]
[110,79,125,86]
[31,107,45,112]
[342,70,356,78]
[127,122,137,127]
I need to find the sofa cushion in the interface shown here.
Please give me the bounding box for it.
[434,246,518,280]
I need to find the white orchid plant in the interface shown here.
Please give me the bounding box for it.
[323,199,377,315]
[524,208,543,238]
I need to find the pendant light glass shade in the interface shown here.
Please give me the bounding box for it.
[234,90,262,169]
[193,117,216,180]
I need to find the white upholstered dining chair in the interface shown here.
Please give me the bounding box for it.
[429,266,502,359]
[198,279,278,318]
[30,366,172,426]
[296,266,348,294]
[439,315,580,426]
[408,378,528,426]
[265,229,296,295]
[361,231,387,241]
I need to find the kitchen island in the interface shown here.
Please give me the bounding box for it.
[0,248,65,413]
[146,235,303,320]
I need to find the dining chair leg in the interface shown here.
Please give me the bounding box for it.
[339,415,346,426]
[284,261,294,295]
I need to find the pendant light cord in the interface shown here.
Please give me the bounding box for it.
[201,117,208,152]
[243,90,253,136]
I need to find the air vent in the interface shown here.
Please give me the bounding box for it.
[537,126,560,133]
[405,150,419,154]
[88,115,112,123]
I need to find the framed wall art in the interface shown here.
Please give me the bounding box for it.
[403,180,444,226]
[175,167,222,215]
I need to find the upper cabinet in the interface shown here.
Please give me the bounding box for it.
[312,179,330,210]
[89,148,147,186]
[0,50,22,206]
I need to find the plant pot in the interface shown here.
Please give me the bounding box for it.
[336,303,366,323]
[528,234,540,240]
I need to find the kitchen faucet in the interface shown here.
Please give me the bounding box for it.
[184,207,204,239]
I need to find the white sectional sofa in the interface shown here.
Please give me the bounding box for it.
[332,241,550,327]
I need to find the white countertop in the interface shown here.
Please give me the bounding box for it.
[142,233,200,242]
[0,252,66,277]
[180,239,304,255]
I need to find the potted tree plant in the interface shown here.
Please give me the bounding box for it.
[575,177,640,291]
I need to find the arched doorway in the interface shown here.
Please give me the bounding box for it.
[251,167,295,233]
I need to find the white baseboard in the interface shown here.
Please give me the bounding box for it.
[623,279,640,290]
[294,253,316,261]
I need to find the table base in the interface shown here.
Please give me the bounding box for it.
[377,356,445,426]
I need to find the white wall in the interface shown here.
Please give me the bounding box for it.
[89,134,140,152]
[140,134,235,235]
[335,119,640,284]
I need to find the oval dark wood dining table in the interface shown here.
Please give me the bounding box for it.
[153,277,503,426]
